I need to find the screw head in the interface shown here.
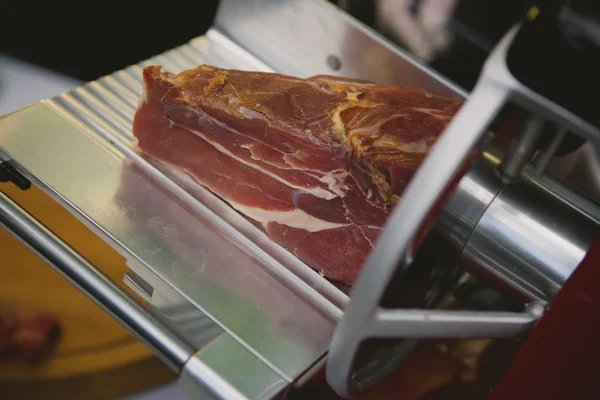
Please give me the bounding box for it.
[327,55,342,71]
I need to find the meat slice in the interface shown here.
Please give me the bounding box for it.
[132,65,461,285]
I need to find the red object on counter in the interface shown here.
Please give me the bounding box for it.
[487,237,600,400]
[0,310,61,362]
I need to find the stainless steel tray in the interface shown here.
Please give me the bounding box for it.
[0,1,466,398]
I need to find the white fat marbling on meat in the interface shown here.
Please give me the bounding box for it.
[152,158,346,232]
[412,107,453,121]
[137,83,149,110]
[184,126,338,200]
[238,106,266,120]
[406,138,432,152]
[244,143,293,170]
[317,170,350,197]
[231,202,347,232]
[180,106,339,176]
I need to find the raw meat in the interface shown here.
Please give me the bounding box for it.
[132,65,461,285]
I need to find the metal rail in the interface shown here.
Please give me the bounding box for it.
[0,189,194,373]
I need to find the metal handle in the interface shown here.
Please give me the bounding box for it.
[0,189,194,373]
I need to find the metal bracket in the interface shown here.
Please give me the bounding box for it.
[123,271,154,303]
[326,21,600,398]
[0,160,31,190]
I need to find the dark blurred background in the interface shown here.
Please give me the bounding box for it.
[1,0,529,90]
[0,2,220,81]
[348,0,529,90]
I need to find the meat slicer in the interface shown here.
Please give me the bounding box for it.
[1,0,599,398]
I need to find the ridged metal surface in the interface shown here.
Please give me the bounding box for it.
[52,31,274,145]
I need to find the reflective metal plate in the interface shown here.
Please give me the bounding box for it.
[0,29,339,382]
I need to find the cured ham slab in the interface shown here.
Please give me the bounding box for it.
[132,65,461,285]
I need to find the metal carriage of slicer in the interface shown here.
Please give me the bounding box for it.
[1,0,600,399]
